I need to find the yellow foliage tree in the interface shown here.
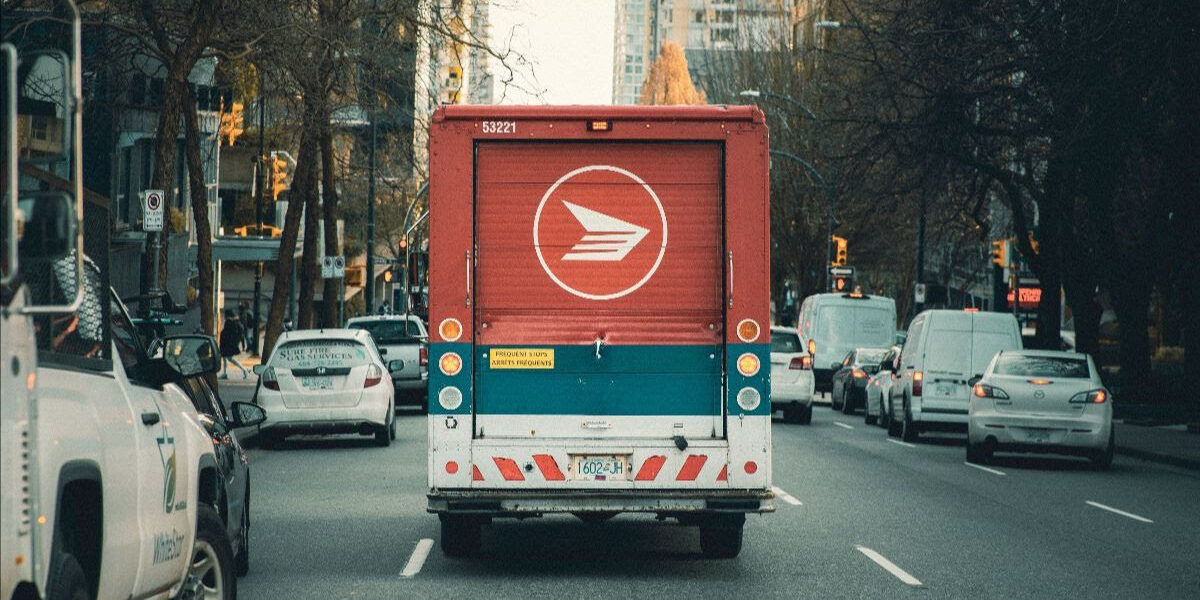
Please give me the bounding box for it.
[638,42,707,105]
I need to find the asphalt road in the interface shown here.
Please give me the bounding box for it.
[219,384,1200,599]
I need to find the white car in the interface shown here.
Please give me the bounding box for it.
[967,350,1113,468]
[864,346,901,428]
[770,326,815,424]
[255,329,396,447]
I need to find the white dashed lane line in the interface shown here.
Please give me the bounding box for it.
[771,486,803,506]
[887,439,916,448]
[1086,501,1153,523]
[400,538,434,578]
[964,462,1006,476]
[856,546,923,586]
[833,421,854,430]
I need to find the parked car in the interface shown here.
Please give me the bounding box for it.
[864,347,902,427]
[770,326,815,424]
[889,310,1022,442]
[254,329,396,447]
[968,350,1113,468]
[830,347,891,414]
[347,314,429,412]
[177,376,266,576]
[796,292,897,394]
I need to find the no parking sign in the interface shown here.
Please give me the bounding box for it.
[142,189,165,232]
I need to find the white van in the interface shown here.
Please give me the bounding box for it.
[797,293,897,393]
[888,309,1022,441]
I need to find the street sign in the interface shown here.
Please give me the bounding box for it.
[142,189,165,232]
[321,255,346,279]
[914,283,927,303]
[828,266,855,277]
[372,257,400,265]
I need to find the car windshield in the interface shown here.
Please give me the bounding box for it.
[348,320,423,344]
[993,354,1090,378]
[272,339,372,369]
[854,349,889,365]
[771,332,802,353]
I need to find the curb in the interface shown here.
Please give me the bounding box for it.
[1115,445,1200,472]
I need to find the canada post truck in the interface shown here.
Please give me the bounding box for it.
[426,105,773,558]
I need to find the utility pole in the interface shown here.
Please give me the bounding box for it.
[365,115,377,313]
[252,82,265,355]
[916,192,926,312]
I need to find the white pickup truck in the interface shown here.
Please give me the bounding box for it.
[346,314,428,412]
[1,23,237,600]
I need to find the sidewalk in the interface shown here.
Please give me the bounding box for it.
[1114,421,1200,471]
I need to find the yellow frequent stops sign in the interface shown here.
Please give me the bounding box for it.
[490,348,555,369]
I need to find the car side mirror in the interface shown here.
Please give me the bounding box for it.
[228,401,266,428]
[162,335,220,377]
[252,364,267,375]
[388,359,404,371]
[17,192,77,264]
[968,374,983,387]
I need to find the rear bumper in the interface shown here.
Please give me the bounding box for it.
[969,413,1110,451]
[913,399,969,425]
[427,488,775,516]
[771,380,813,406]
[261,419,387,436]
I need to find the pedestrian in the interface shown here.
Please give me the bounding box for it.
[219,309,248,379]
[238,301,253,349]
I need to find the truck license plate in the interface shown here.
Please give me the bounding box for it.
[301,376,334,390]
[571,455,628,481]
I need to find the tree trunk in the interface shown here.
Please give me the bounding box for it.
[320,116,341,328]
[141,74,185,297]
[181,86,215,337]
[1111,279,1153,403]
[262,127,318,359]
[296,94,322,330]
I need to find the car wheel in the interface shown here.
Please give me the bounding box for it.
[879,400,891,429]
[966,442,991,464]
[440,514,483,557]
[181,504,236,600]
[781,404,796,424]
[390,410,397,440]
[234,493,250,576]
[831,386,843,411]
[1090,431,1115,470]
[864,399,877,425]
[699,514,745,558]
[798,404,813,425]
[901,399,920,443]
[375,424,392,447]
[45,550,88,600]
[842,385,856,415]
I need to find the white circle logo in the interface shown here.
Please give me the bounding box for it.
[532,165,668,301]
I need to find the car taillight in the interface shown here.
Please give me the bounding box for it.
[420,345,428,367]
[972,383,1009,399]
[912,370,923,396]
[789,356,812,370]
[852,368,867,379]
[364,364,383,388]
[1069,389,1108,404]
[262,367,279,391]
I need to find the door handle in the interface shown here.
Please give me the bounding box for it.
[594,337,604,360]
[141,411,161,426]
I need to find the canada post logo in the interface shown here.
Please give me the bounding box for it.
[533,165,667,300]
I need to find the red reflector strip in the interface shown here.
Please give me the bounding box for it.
[532,454,565,481]
[493,457,525,481]
[717,464,728,481]
[634,455,667,481]
[472,465,484,481]
[676,455,708,481]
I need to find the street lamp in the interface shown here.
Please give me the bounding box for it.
[740,89,838,291]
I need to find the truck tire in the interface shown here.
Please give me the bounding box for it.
[901,399,920,443]
[699,514,744,559]
[183,504,236,600]
[234,496,250,576]
[886,399,902,438]
[440,515,482,557]
[45,551,88,600]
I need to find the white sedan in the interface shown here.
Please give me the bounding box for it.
[864,346,901,428]
[254,329,396,447]
[770,326,815,424]
[967,350,1113,468]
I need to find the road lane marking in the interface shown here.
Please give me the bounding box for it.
[964,462,1006,476]
[856,546,923,586]
[1085,501,1153,523]
[771,486,803,506]
[887,439,916,448]
[833,421,854,430]
[400,538,434,578]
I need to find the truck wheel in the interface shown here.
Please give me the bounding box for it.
[234,496,250,576]
[440,515,482,557]
[183,504,236,600]
[699,514,744,558]
[45,551,88,600]
[901,401,920,443]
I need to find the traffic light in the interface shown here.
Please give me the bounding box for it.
[398,236,408,253]
[219,102,245,147]
[270,154,288,201]
[383,267,395,283]
[832,235,848,266]
[991,239,1007,267]
[833,275,850,292]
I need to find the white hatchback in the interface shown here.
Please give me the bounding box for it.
[770,326,815,424]
[967,350,1113,468]
[255,329,396,447]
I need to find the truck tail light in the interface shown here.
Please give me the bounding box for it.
[439,352,463,376]
[736,353,760,377]
[364,364,383,388]
[912,370,923,396]
[261,367,279,391]
[420,346,429,367]
[789,356,812,370]
[807,339,816,355]
[736,319,760,342]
